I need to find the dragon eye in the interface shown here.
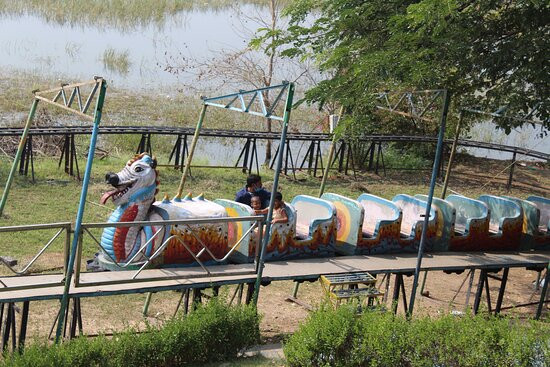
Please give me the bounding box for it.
[135,166,144,173]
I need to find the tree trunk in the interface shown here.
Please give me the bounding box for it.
[263,0,277,166]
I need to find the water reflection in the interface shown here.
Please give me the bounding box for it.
[0,3,265,88]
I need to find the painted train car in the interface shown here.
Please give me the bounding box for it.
[218,193,550,264]
[97,154,550,270]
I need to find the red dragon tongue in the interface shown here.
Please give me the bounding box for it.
[100,190,118,205]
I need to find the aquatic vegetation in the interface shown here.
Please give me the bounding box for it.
[100,47,131,75]
[64,41,82,60]
[0,0,271,31]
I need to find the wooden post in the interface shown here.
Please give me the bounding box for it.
[176,104,207,198]
[536,264,549,320]
[473,270,487,314]
[441,110,464,199]
[18,301,29,352]
[318,107,344,197]
[0,98,39,217]
[506,150,517,192]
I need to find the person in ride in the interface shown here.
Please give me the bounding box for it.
[235,174,271,209]
[252,192,288,224]
[271,192,288,224]
[250,195,263,212]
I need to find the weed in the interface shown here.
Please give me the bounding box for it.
[101,48,131,75]
[284,306,550,367]
[2,299,260,367]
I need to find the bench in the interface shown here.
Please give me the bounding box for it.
[358,194,400,239]
[392,194,435,240]
[478,195,523,250]
[291,195,336,241]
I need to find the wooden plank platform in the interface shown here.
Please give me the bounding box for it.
[263,251,550,281]
[0,251,547,303]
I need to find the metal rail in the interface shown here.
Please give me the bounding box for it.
[0,222,71,290]
[1,126,547,160]
[76,215,264,287]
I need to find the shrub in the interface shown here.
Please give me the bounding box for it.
[284,307,550,367]
[2,299,260,367]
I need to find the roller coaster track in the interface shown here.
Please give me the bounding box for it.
[1,125,548,161]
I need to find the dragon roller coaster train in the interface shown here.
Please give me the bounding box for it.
[97,152,550,271]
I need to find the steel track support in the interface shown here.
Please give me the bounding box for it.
[494,268,509,314]
[0,98,38,217]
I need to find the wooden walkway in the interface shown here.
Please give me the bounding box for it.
[0,251,548,303]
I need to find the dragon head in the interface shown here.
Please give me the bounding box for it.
[101,153,159,206]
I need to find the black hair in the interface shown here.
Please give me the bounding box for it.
[246,174,262,187]
[274,191,283,201]
[250,194,261,201]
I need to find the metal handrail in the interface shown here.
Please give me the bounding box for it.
[83,227,163,269]
[1,228,65,276]
[183,221,258,263]
[132,221,259,279]
[76,215,263,285]
[0,222,71,290]
[133,234,211,278]
[0,222,72,233]
[81,215,263,229]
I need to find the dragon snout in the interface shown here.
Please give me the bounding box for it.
[105,173,120,186]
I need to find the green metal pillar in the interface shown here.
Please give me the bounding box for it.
[176,104,207,198]
[253,83,295,306]
[420,109,464,296]
[0,99,39,217]
[408,90,451,317]
[55,80,107,342]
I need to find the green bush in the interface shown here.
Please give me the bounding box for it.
[3,299,260,367]
[284,306,550,367]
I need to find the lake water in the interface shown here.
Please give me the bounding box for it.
[0,3,265,89]
[464,121,549,161]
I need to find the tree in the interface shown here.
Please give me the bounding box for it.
[259,0,549,134]
[164,0,316,165]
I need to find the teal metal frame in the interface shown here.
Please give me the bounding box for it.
[407,90,451,315]
[55,79,107,342]
[175,82,294,305]
[0,78,103,217]
[371,89,451,315]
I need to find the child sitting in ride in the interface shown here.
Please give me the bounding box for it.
[251,195,263,212]
[271,192,288,225]
[252,192,288,225]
